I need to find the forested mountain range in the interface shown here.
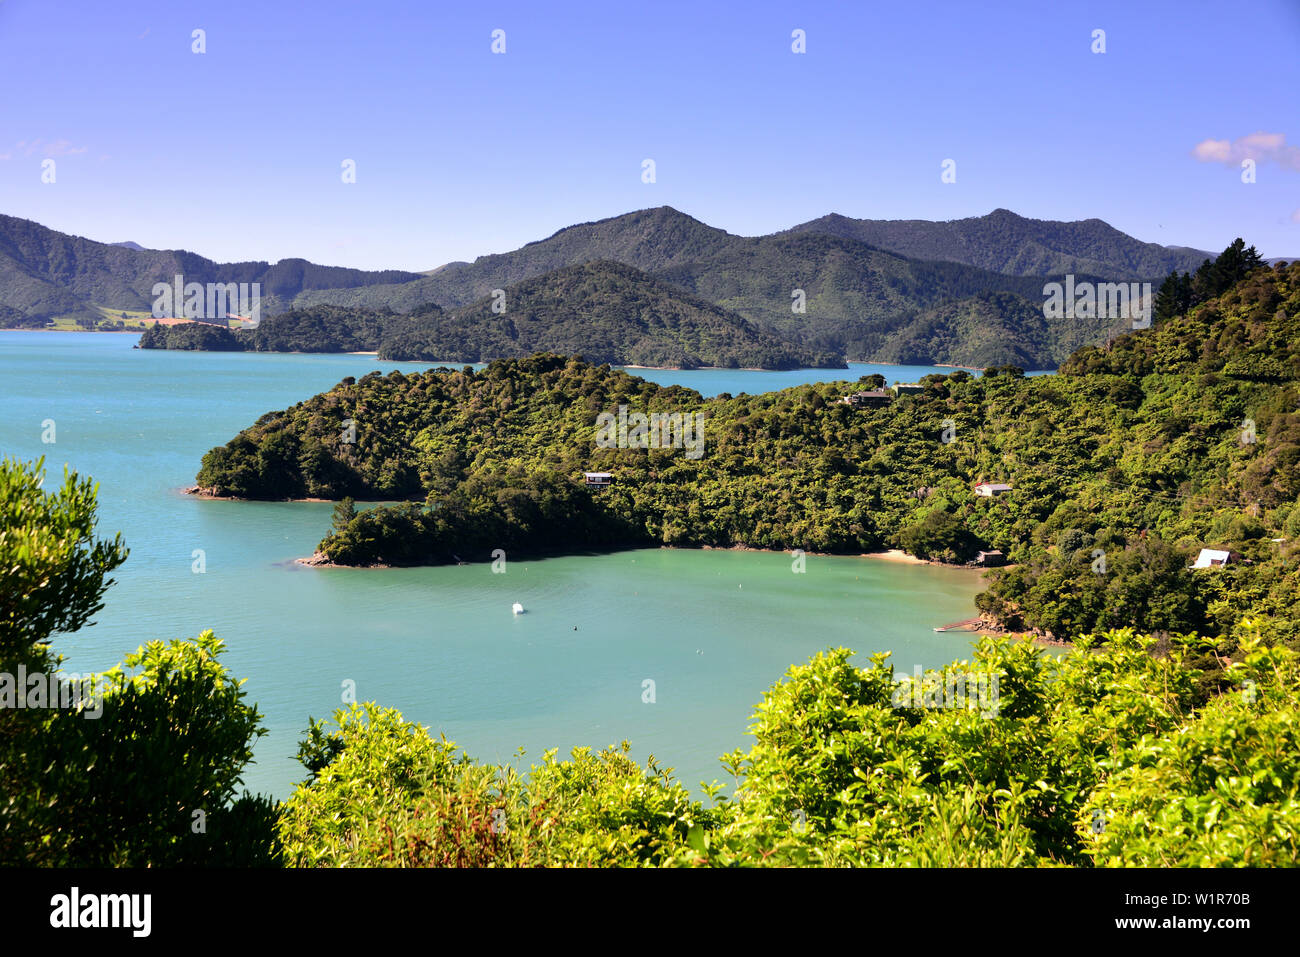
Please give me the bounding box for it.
[782,207,1214,278]
[262,211,1123,366]
[0,213,420,324]
[1,206,1241,368]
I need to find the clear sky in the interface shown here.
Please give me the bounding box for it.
[2,0,1298,271]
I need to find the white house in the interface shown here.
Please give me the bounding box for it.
[974,482,1013,498]
[583,472,613,487]
[839,389,892,407]
[1193,548,1233,569]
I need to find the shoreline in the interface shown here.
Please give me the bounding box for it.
[863,547,947,567]
[181,485,412,504]
[2,330,1057,373]
[1,327,150,334]
[188,488,1066,646]
[295,539,995,571]
[292,541,1067,646]
[179,494,989,573]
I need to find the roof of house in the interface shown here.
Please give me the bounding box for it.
[975,482,1013,491]
[1193,547,1232,568]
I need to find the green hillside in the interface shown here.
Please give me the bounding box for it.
[378,260,841,369]
[872,291,1122,368]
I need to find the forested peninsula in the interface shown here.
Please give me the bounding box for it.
[195,257,1300,670]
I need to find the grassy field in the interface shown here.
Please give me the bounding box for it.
[42,306,238,331]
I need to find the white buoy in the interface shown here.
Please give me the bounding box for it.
[512,602,524,615]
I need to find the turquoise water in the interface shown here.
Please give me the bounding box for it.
[626,361,980,396]
[1,332,989,799]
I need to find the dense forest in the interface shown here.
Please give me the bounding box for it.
[5,453,1297,867]
[193,251,1299,677]
[137,321,246,351]
[860,290,1114,369]
[137,304,435,354]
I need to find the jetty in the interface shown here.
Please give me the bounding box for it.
[933,617,983,633]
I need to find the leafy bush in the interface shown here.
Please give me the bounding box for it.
[278,704,712,867]
[0,456,127,654]
[0,458,276,866]
[276,629,1299,868]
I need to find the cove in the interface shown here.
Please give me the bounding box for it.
[1,331,991,798]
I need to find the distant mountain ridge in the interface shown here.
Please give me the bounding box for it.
[1,206,1215,368]
[782,208,1214,278]
[291,207,745,312]
[284,207,1139,366]
[0,213,421,324]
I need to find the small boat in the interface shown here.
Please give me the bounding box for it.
[512,602,525,615]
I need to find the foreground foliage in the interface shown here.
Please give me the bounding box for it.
[281,629,1299,867]
[278,707,710,867]
[0,458,276,866]
[5,456,1296,867]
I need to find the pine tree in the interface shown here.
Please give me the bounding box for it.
[331,497,357,534]
[1154,271,1191,323]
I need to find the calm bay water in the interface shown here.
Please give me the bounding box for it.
[1,332,988,798]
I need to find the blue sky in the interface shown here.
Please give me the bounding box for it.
[1,0,1298,271]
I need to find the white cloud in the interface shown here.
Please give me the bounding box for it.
[1192,131,1300,171]
[0,138,90,161]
